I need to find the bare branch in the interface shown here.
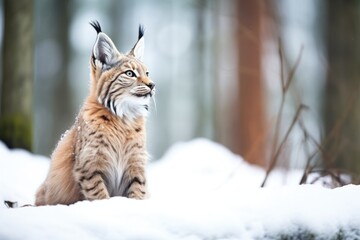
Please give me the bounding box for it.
[261,104,308,187]
[278,38,285,92]
[284,45,304,92]
[261,43,305,187]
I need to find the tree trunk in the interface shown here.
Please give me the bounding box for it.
[324,1,360,173]
[0,0,34,151]
[235,0,266,166]
[194,0,207,137]
[51,0,73,151]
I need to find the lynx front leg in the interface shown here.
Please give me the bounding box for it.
[74,157,110,201]
[79,170,110,201]
[121,157,148,200]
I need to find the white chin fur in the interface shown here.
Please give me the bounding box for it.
[114,95,150,120]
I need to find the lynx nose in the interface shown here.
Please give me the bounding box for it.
[147,82,155,90]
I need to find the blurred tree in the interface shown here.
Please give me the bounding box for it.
[235,0,266,166]
[324,1,360,173]
[34,0,74,156]
[0,0,34,151]
[194,0,207,137]
[50,0,73,151]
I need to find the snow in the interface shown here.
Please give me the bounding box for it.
[1,139,360,239]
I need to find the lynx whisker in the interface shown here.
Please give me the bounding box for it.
[152,95,157,114]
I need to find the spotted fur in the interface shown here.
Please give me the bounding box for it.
[35,22,154,206]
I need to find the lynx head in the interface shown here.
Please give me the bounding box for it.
[89,21,155,120]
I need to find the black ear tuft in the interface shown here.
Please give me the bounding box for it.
[138,24,145,40]
[90,20,102,34]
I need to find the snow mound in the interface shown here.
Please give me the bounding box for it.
[0,141,49,206]
[1,139,360,239]
[148,138,264,198]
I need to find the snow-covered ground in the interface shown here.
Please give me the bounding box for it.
[1,139,360,239]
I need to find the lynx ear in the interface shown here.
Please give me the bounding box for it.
[90,21,119,66]
[129,25,145,61]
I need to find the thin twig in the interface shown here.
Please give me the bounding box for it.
[261,104,308,187]
[261,43,304,187]
[308,168,347,187]
[266,38,285,166]
[284,45,304,92]
[266,41,289,185]
[302,93,357,185]
[278,38,285,91]
[298,119,327,184]
[299,120,312,184]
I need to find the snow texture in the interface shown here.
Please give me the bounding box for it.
[1,139,360,239]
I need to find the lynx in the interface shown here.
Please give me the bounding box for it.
[35,21,154,206]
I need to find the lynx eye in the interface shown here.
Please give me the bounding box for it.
[125,70,136,78]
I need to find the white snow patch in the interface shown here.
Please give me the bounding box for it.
[0,139,360,239]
